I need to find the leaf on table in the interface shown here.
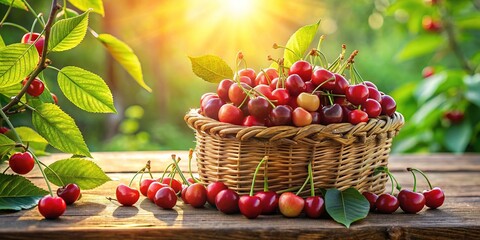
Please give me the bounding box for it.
[45,158,111,190]
[396,35,443,61]
[445,119,472,153]
[58,66,116,113]
[0,43,39,87]
[464,74,480,108]
[96,34,151,92]
[0,174,48,210]
[283,21,320,67]
[49,10,90,52]
[0,0,27,10]
[32,103,91,157]
[189,55,233,83]
[68,0,104,16]
[325,188,370,228]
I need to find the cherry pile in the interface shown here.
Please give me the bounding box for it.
[200,57,397,127]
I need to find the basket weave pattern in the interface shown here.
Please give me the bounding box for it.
[185,109,404,195]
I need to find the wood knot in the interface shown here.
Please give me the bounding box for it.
[387,226,403,240]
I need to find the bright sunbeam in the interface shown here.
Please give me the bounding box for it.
[221,0,255,17]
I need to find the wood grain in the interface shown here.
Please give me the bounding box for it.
[1,152,479,239]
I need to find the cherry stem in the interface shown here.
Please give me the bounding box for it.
[159,163,174,182]
[0,22,30,33]
[30,151,54,196]
[21,0,46,27]
[407,168,433,190]
[0,0,14,26]
[187,148,197,185]
[170,154,189,186]
[277,186,301,194]
[273,43,302,60]
[296,173,311,196]
[38,160,65,186]
[375,167,401,195]
[249,156,268,196]
[316,35,326,53]
[311,79,336,94]
[263,159,269,192]
[308,161,315,197]
[410,170,418,192]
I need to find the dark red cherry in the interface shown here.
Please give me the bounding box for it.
[376,193,399,214]
[332,74,349,94]
[423,187,445,209]
[254,191,279,215]
[57,183,81,205]
[362,192,378,211]
[380,95,397,116]
[215,189,240,214]
[304,196,325,219]
[321,104,343,124]
[268,105,293,126]
[206,182,228,206]
[398,189,426,214]
[217,79,234,102]
[285,74,307,96]
[346,84,369,106]
[289,60,312,82]
[239,195,263,219]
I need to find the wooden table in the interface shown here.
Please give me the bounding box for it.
[1,152,479,239]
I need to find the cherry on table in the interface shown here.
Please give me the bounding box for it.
[9,152,35,175]
[362,192,378,211]
[147,181,167,201]
[38,196,66,219]
[185,183,207,208]
[304,196,325,219]
[375,193,399,214]
[140,178,156,196]
[215,189,240,214]
[423,187,445,209]
[254,191,279,215]
[57,183,81,205]
[289,60,312,82]
[161,177,183,194]
[181,185,189,204]
[398,189,426,214]
[154,187,177,210]
[239,195,263,219]
[206,181,228,206]
[116,184,140,206]
[279,192,304,218]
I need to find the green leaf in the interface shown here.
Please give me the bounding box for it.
[45,158,111,190]
[0,174,49,210]
[283,21,320,67]
[9,127,48,144]
[396,35,443,61]
[32,103,91,157]
[415,73,446,103]
[456,14,480,30]
[325,188,370,228]
[0,34,5,48]
[0,43,39,87]
[412,94,447,125]
[0,82,21,98]
[68,0,104,16]
[0,134,15,158]
[96,34,151,92]
[445,119,472,153]
[188,55,233,83]
[465,74,480,108]
[58,66,116,113]
[49,10,90,52]
[0,0,27,10]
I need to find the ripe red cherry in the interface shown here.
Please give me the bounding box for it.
[116,184,140,206]
[348,109,369,124]
[346,84,369,106]
[238,68,257,83]
[422,16,442,32]
[161,177,183,194]
[248,97,272,120]
[304,196,325,219]
[255,68,278,85]
[376,193,399,214]
[363,81,377,90]
[57,183,81,205]
[242,115,265,126]
[443,110,464,124]
[22,78,45,97]
[271,88,290,106]
[21,32,45,55]
[292,107,312,127]
[362,192,378,211]
[253,84,273,100]
[268,105,293,126]
[140,178,156,196]
[332,74,349,94]
[285,74,307,96]
[380,95,397,116]
[154,187,177,209]
[217,79,234,102]
[311,69,335,90]
[0,127,9,134]
[203,98,225,120]
[38,196,66,219]
[398,189,426,214]
[9,152,35,175]
[218,104,244,125]
[289,60,312,82]
[254,191,279,215]
[423,187,445,209]
[147,181,166,201]
[51,93,59,104]
[215,189,240,214]
[297,92,320,112]
[228,83,250,106]
[239,76,254,87]
[200,93,216,107]
[361,99,382,118]
[239,195,263,219]
[321,104,343,124]
[206,181,228,206]
[269,78,279,90]
[367,87,382,102]
[185,183,207,208]
[278,192,304,218]
[311,111,321,124]
[422,66,435,78]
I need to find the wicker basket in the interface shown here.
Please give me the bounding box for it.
[185,109,404,196]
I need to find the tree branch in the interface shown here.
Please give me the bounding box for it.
[2,0,60,113]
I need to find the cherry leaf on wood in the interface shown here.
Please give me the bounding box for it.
[32,103,91,157]
[49,10,90,52]
[189,55,233,83]
[58,66,116,113]
[0,174,49,210]
[96,34,151,92]
[0,0,27,10]
[283,21,320,67]
[325,188,370,228]
[45,158,111,190]
[0,43,39,87]
[68,0,104,16]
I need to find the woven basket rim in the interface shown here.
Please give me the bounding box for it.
[185,108,404,144]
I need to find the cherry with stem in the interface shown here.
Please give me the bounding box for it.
[407,168,445,209]
[374,166,400,214]
[304,161,325,218]
[239,156,268,219]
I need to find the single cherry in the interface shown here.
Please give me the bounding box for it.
[278,192,304,218]
[362,192,378,211]
[292,107,312,127]
[218,104,244,125]
[398,189,425,214]
[311,68,335,90]
[228,82,250,106]
[255,68,278,86]
[22,78,45,97]
[348,109,369,124]
[147,181,166,201]
[253,84,273,100]
[285,74,307,96]
[248,97,272,120]
[289,60,312,82]
[217,79,234,102]
[332,74,349,94]
[297,92,320,112]
[203,98,225,120]
[268,105,293,126]
[375,193,399,214]
[160,177,183,194]
[380,95,397,116]
[254,191,279,215]
[361,99,382,118]
[346,84,369,106]
[423,187,445,209]
[215,189,240,214]
[271,88,290,106]
[116,184,140,206]
[239,195,263,219]
[154,187,177,210]
[206,181,228,206]
[242,115,265,126]
[38,196,66,219]
[140,178,156,196]
[21,32,45,55]
[444,110,464,124]
[321,104,343,124]
[9,152,35,175]
[238,68,257,83]
[185,183,207,208]
[57,183,81,205]
[367,87,382,102]
[304,196,325,219]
